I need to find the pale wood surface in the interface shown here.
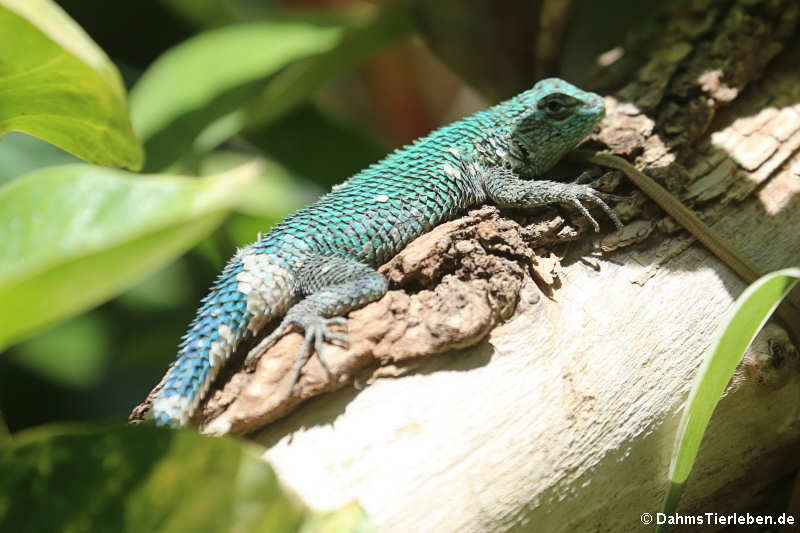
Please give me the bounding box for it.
[253,221,798,531]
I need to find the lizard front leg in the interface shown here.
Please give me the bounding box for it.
[481,168,623,231]
[247,254,389,393]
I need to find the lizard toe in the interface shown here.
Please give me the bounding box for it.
[568,184,623,231]
[287,315,349,394]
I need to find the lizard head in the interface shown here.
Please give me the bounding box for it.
[506,78,605,175]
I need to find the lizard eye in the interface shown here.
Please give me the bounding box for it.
[537,93,576,120]
[546,101,563,113]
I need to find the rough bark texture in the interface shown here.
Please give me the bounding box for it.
[136,0,800,531]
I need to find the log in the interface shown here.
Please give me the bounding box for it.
[136,1,800,531]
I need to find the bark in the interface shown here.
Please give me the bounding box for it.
[137,1,800,531]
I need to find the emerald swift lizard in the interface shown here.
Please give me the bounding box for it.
[150,78,621,427]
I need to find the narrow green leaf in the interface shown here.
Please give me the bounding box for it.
[243,0,415,131]
[659,268,800,527]
[129,19,347,171]
[0,0,143,169]
[0,163,260,351]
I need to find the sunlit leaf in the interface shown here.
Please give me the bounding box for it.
[0,0,143,169]
[188,149,320,247]
[0,163,261,351]
[659,268,800,528]
[129,19,347,171]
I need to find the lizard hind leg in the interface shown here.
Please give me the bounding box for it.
[246,254,389,394]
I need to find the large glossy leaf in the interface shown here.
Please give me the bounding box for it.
[0,163,260,351]
[129,19,347,171]
[658,268,800,530]
[0,423,375,532]
[0,0,143,169]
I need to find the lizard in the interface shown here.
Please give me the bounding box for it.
[149,78,624,427]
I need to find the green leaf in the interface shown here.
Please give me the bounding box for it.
[0,424,302,533]
[659,268,800,527]
[0,132,79,187]
[243,1,415,131]
[0,0,143,169]
[0,163,260,351]
[0,423,374,533]
[132,2,414,172]
[129,19,347,171]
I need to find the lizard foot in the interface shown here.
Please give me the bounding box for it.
[287,316,348,394]
[559,182,624,231]
[245,313,349,394]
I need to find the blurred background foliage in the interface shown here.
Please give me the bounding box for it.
[0,0,655,433]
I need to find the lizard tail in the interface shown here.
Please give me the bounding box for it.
[150,247,295,427]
